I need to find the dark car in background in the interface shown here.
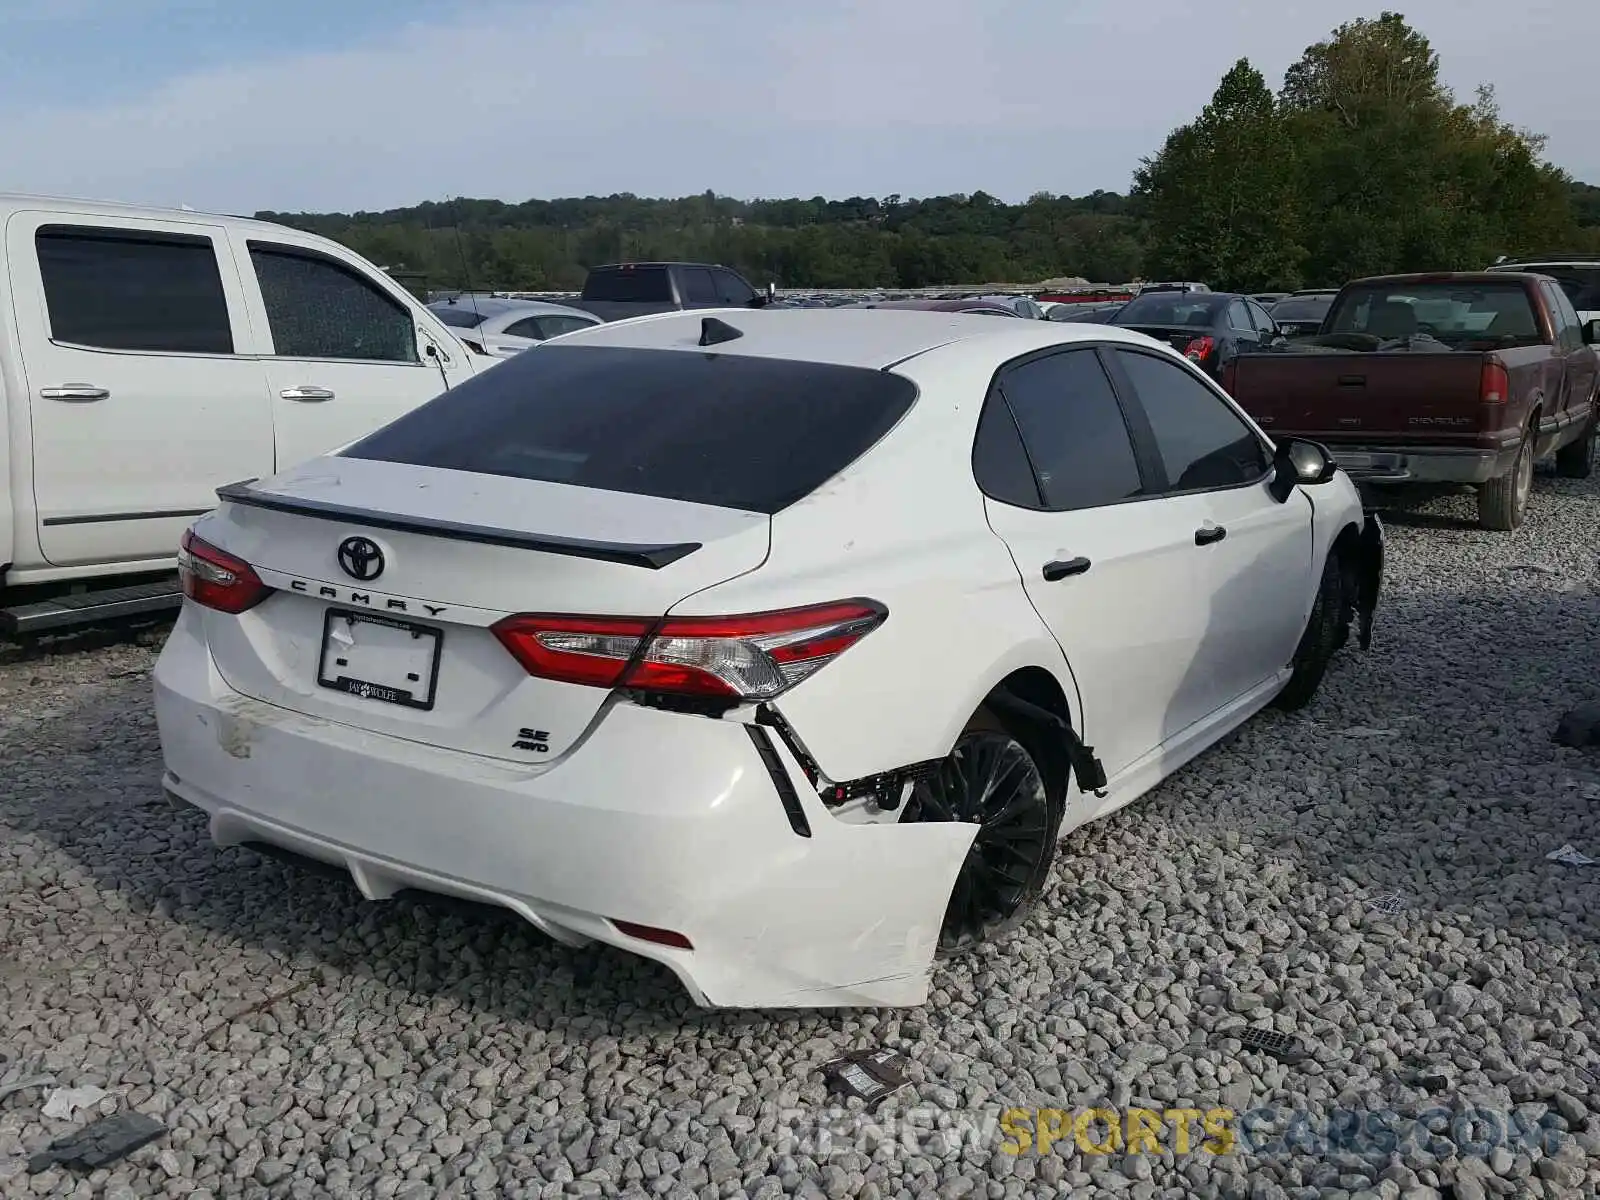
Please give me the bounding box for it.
[1487,259,1600,326]
[1047,301,1125,323]
[1108,290,1283,380]
[848,298,1022,317]
[1268,290,1339,339]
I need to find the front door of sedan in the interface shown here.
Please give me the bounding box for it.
[974,347,1212,786]
[1105,347,1314,717]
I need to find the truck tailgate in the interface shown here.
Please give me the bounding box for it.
[1229,351,1490,441]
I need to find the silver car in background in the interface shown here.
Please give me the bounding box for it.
[427,297,603,358]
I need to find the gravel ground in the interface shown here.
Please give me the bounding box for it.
[2,469,1598,1200]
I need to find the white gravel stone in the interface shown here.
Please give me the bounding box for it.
[1,475,1599,1197]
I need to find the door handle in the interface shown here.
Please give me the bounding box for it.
[40,384,109,402]
[1042,557,1092,581]
[280,386,334,402]
[1195,525,1228,546]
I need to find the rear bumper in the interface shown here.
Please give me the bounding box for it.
[1328,444,1518,485]
[152,607,974,1009]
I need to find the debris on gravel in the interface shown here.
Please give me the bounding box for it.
[0,473,1597,1197]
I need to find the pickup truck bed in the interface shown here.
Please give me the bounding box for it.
[1226,272,1600,530]
[1228,347,1527,483]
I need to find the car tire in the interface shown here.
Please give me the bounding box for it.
[902,708,1063,959]
[1555,407,1597,479]
[1273,546,1348,712]
[1477,426,1534,531]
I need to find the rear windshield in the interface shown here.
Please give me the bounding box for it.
[581,267,673,302]
[1270,298,1332,322]
[431,306,487,328]
[1516,266,1600,311]
[1326,281,1542,346]
[1113,293,1226,326]
[341,344,919,514]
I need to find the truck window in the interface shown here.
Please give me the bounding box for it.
[248,243,419,364]
[1513,266,1600,313]
[1327,281,1542,346]
[35,226,234,355]
[581,267,674,303]
[680,268,720,305]
[714,269,757,306]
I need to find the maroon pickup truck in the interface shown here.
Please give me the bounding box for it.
[1224,272,1600,530]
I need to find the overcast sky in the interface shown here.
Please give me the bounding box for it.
[0,0,1592,215]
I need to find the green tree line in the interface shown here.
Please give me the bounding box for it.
[256,12,1599,294]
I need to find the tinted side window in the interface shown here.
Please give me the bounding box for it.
[972,395,1043,508]
[36,227,233,354]
[1000,350,1145,511]
[537,315,594,338]
[1247,301,1275,333]
[502,317,546,341]
[1226,300,1252,332]
[581,267,673,302]
[681,268,720,305]
[249,244,418,363]
[1113,350,1270,492]
[715,270,756,306]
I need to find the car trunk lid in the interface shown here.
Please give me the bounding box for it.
[1118,323,1214,355]
[198,456,771,763]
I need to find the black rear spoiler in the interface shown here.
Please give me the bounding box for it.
[214,480,701,569]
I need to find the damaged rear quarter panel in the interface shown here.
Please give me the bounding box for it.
[668,344,1080,785]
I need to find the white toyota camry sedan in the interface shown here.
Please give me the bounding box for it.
[154,308,1383,1009]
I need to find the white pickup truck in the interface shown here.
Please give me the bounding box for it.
[0,193,482,635]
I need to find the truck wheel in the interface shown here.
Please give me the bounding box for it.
[1478,429,1533,531]
[1273,546,1347,712]
[1555,410,1597,479]
[902,709,1063,958]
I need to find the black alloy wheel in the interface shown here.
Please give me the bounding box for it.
[903,719,1058,957]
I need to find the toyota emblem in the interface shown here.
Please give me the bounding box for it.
[337,536,385,582]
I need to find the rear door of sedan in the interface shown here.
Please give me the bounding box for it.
[974,346,1212,785]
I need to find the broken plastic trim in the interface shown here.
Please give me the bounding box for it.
[754,704,823,786]
[985,687,1108,796]
[745,725,811,837]
[824,760,943,810]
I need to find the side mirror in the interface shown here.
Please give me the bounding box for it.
[1584,319,1599,345]
[1267,437,1337,503]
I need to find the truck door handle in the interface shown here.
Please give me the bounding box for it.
[1337,375,1366,387]
[1195,525,1228,546]
[40,384,109,402]
[1042,557,1092,581]
[280,386,334,402]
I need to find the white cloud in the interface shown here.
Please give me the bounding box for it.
[0,0,1593,213]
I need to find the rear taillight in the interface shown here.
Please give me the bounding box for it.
[178,529,270,614]
[1185,335,1215,362]
[1481,361,1510,404]
[491,600,887,700]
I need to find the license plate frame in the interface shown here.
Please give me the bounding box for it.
[317,608,444,712]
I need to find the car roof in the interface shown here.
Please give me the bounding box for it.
[1351,271,1541,287]
[1490,259,1600,269]
[549,306,1164,370]
[431,297,593,319]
